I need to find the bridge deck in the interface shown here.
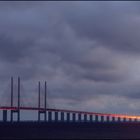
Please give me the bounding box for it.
[0,106,140,119]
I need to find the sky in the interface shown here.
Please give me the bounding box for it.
[1,2,140,118]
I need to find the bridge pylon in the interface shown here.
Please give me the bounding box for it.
[10,77,20,122]
[38,81,47,121]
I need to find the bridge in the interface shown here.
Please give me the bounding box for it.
[1,77,140,123]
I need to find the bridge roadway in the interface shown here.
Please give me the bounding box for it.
[0,106,140,120]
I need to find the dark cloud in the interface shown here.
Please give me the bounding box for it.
[0,35,34,62]
[0,2,140,116]
[62,2,140,53]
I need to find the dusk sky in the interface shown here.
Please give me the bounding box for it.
[1,2,140,119]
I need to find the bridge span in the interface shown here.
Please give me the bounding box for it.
[1,106,140,122]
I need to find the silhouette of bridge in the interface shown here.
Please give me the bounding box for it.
[1,77,140,123]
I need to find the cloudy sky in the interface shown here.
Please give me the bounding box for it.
[1,1,140,118]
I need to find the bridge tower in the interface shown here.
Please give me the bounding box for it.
[38,81,47,121]
[10,77,20,122]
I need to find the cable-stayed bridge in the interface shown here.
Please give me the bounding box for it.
[1,77,140,123]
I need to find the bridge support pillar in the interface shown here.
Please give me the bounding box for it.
[123,118,126,122]
[3,110,7,122]
[89,115,93,122]
[38,110,46,122]
[95,115,98,122]
[129,118,132,122]
[112,117,115,122]
[61,112,64,122]
[55,112,58,122]
[72,113,76,122]
[107,116,110,122]
[78,113,81,122]
[11,110,20,122]
[118,117,121,122]
[66,113,70,122]
[48,111,52,122]
[101,116,104,122]
[84,114,87,122]
[134,118,137,122]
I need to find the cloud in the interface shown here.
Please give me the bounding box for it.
[62,2,140,53]
[0,2,140,115]
[0,35,34,62]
